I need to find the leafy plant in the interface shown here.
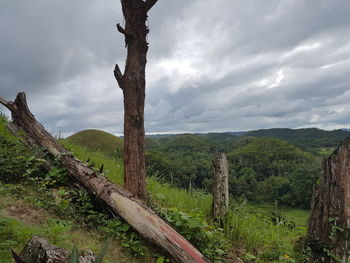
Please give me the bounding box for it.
[44,218,72,244]
[158,207,229,262]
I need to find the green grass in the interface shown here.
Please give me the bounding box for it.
[223,201,308,261]
[61,140,309,262]
[62,140,124,185]
[148,178,212,215]
[62,140,213,215]
[318,147,335,157]
[252,202,309,226]
[66,129,123,154]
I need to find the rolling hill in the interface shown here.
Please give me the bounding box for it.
[66,129,123,153]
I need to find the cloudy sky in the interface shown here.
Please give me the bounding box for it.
[1,0,350,136]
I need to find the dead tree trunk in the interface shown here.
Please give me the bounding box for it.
[307,136,350,263]
[19,236,95,263]
[114,0,158,200]
[212,153,229,222]
[0,93,208,263]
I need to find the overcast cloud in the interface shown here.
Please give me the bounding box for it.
[1,0,350,136]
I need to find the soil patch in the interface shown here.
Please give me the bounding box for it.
[5,201,49,225]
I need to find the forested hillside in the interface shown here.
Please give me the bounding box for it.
[146,134,321,208]
[64,128,347,209]
[245,128,349,154]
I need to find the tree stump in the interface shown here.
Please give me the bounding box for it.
[307,136,350,263]
[212,153,229,222]
[19,236,95,263]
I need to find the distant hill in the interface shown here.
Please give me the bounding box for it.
[245,128,350,150]
[66,129,123,153]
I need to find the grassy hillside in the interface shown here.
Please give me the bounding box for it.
[66,129,123,154]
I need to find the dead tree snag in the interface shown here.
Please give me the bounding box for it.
[114,0,158,200]
[307,136,350,263]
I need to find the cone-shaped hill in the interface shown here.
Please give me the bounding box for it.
[66,129,123,153]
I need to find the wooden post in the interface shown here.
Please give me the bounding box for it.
[212,153,229,222]
[307,136,350,263]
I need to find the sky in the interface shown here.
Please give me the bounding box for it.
[1,0,350,136]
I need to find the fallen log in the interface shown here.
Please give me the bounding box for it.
[18,236,94,263]
[0,92,208,263]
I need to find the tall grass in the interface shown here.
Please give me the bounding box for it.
[223,201,307,255]
[62,140,213,215]
[61,141,124,185]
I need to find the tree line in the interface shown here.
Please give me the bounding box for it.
[144,130,346,208]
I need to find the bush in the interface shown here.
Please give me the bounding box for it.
[158,207,229,262]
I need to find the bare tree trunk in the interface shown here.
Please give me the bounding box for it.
[114,0,158,200]
[0,93,208,263]
[307,136,350,263]
[19,236,95,263]
[212,153,229,222]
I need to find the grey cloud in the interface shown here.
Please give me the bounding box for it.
[1,0,350,135]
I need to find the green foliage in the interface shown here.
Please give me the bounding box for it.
[223,201,306,263]
[145,134,213,190]
[94,240,110,263]
[245,127,349,154]
[158,207,229,262]
[0,115,43,182]
[61,140,124,185]
[228,138,320,207]
[68,242,109,263]
[0,216,65,262]
[45,218,72,244]
[66,188,145,257]
[70,244,79,263]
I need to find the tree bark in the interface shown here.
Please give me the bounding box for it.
[19,236,95,263]
[114,0,158,200]
[212,153,229,222]
[307,136,350,263]
[0,93,208,263]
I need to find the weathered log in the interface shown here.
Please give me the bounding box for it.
[0,93,208,263]
[307,136,350,263]
[212,153,229,222]
[19,236,95,263]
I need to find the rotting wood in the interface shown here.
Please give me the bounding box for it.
[0,92,208,263]
[19,236,95,263]
[307,136,350,263]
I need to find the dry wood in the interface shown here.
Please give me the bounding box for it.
[0,93,208,263]
[19,236,95,263]
[212,153,229,222]
[114,0,160,200]
[307,136,350,263]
